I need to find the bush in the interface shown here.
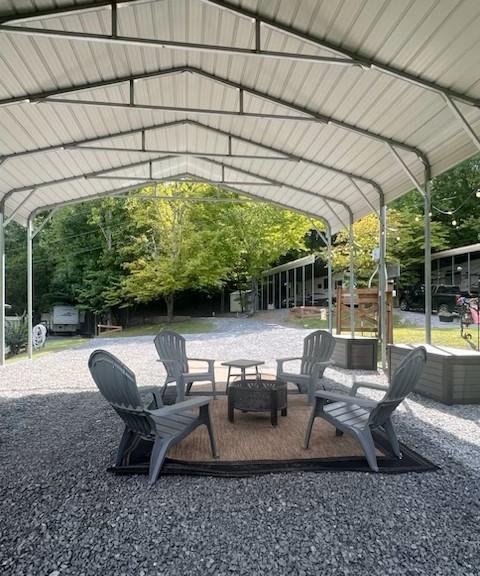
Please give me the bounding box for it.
[6,316,28,356]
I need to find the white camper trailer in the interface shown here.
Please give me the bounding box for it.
[41,305,80,335]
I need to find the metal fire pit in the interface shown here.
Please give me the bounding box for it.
[227,379,288,426]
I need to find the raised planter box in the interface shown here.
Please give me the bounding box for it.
[388,344,480,405]
[332,335,378,370]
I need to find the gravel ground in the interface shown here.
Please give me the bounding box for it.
[1,318,479,576]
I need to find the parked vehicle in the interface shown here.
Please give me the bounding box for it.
[41,304,80,335]
[282,290,333,308]
[399,284,468,313]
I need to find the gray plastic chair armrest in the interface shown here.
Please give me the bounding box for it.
[315,390,378,408]
[276,357,302,371]
[148,396,211,417]
[350,380,389,396]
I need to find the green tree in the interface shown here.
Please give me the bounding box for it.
[195,196,316,309]
[120,183,230,321]
[330,211,448,287]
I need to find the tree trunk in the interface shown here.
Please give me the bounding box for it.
[165,294,175,323]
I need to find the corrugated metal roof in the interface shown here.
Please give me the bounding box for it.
[432,243,480,260]
[0,0,479,232]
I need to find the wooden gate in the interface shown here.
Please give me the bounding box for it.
[336,287,393,343]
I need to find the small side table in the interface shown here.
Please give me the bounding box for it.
[221,359,265,391]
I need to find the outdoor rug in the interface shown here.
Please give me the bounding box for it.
[110,395,438,477]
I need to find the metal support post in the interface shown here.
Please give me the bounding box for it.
[286,271,289,308]
[327,227,333,333]
[302,266,305,307]
[348,215,356,338]
[27,216,33,359]
[294,268,297,306]
[424,167,432,344]
[379,198,387,369]
[311,262,315,306]
[0,202,5,366]
[272,272,275,309]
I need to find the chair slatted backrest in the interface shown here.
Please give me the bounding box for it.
[301,330,335,375]
[154,330,188,381]
[88,349,155,438]
[369,346,427,428]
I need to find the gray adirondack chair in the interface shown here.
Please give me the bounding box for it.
[304,346,427,471]
[154,330,216,402]
[88,349,218,486]
[276,330,335,404]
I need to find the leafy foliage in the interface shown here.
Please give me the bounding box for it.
[6,316,28,356]
[4,156,479,319]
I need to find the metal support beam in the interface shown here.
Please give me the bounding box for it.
[0,115,385,205]
[0,26,364,67]
[27,216,33,360]
[424,166,432,345]
[444,96,480,152]
[29,173,339,230]
[379,196,387,370]
[74,146,292,161]
[348,213,356,338]
[3,0,480,107]
[201,0,480,108]
[197,156,352,229]
[0,65,425,160]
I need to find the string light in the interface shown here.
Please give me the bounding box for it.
[452,219,457,226]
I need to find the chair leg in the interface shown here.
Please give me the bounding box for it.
[304,401,318,449]
[226,367,231,392]
[383,418,402,459]
[211,375,217,400]
[116,427,134,466]
[357,429,379,472]
[308,379,316,405]
[148,437,171,486]
[202,404,218,458]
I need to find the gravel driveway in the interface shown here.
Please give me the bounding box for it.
[1,318,479,576]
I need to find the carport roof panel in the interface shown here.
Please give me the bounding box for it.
[0,0,479,232]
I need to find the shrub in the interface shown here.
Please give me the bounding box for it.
[6,316,28,356]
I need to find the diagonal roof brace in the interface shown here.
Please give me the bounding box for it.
[386,144,425,197]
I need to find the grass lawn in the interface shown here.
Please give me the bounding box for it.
[7,336,88,364]
[285,317,473,349]
[99,319,217,338]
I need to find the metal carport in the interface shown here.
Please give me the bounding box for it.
[1,0,480,366]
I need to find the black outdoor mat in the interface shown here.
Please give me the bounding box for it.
[108,431,439,478]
